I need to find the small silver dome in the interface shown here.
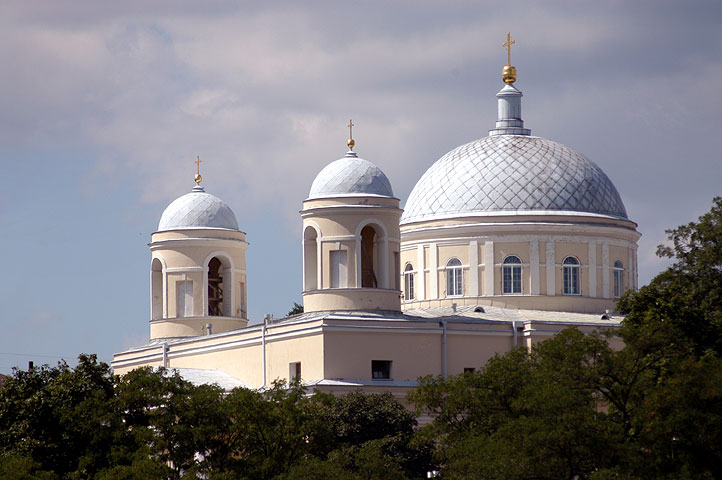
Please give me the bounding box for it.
[308,151,394,200]
[402,135,627,224]
[158,185,239,231]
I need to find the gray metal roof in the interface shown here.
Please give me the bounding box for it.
[401,135,627,224]
[308,151,394,200]
[158,185,239,232]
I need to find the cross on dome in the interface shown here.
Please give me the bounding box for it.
[501,32,518,84]
[347,119,355,150]
[502,32,515,66]
[194,155,203,184]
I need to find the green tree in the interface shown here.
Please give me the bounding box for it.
[0,354,118,478]
[619,196,722,355]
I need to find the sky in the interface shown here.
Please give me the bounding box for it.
[1,1,720,373]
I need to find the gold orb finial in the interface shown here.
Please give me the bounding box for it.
[501,32,517,84]
[347,119,355,149]
[194,155,203,184]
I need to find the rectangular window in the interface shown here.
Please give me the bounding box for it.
[289,362,301,382]
[176,280,193,317]
[330,250,347,288]
[464,367,476,373]
[371,360,392,380]
[404,272,414,300]
[613,270,623,298]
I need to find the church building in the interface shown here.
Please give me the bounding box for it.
[112,40,639,399]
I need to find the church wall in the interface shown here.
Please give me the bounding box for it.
[447,332,513,374]
[265,333,325,385]
[323,330,442,381]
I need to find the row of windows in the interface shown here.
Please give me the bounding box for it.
[402,257,626,300]
[289,360,393,382]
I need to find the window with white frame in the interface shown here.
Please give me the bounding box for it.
[502,255,522,294]
[446,258,463,297]
[404,263,414,301]
[289,362,301,382]
[562,256,581,295]
[613,260,624,298]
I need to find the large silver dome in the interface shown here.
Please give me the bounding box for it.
[158,185,239,231]
[401,135,627,224]
[308,151,394,200]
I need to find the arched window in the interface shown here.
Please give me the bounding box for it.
[562,256,580,295]
[446,258,463,297]
[303,227,318,291]
[208,257,224,316]
[613,260,624,298]
[404,263,414,301]
[502,255,522,294]
[361,226,378,288]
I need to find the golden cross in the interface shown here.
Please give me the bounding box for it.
[348,119,354,140]
[502,32,515,66]
[195,155,202,175]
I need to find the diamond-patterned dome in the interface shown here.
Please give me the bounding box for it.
[308,152,394,200]
[401,135,627,224]
[158,185,239,232]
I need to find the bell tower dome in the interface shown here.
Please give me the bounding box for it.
[149,161,248,340]
[301,124,402,312]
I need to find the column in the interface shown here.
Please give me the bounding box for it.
[429,243,438,299]
[416,245,426,300]
[484,241,494,296]
[588,242,597,298]
[529,239,540,295]
[469,240,479,297]
[546,241,555,295]
[602,243,610,299]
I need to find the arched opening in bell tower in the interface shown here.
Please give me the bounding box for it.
[208,257,225,316]
[361,225,378,288]
[151,257,163,320]
[303,226,318,291]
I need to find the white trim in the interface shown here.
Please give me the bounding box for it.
[150,238,248,250]
[164,266,205,273]
[402,231,638,249]
[318,235,356,242]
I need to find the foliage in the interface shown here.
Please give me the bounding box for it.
[287,302,304,316]
[619,196,722,355]
[0,364,426,479]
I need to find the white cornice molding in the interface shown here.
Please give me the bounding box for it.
[150,237,249,250]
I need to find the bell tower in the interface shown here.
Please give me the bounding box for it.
[301,123,402,312]
[148,161,248,340]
